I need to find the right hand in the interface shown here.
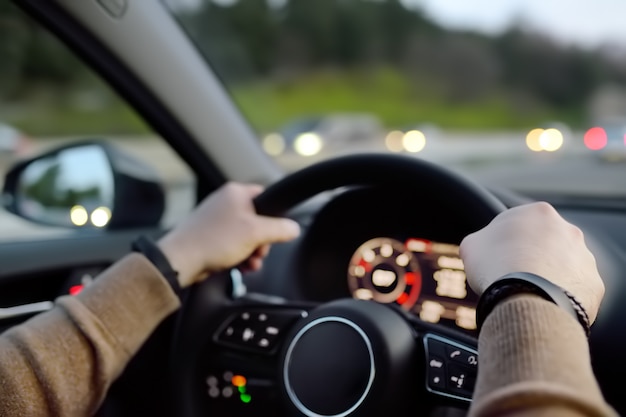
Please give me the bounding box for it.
[158,182,300,288]
[460,202,605,324]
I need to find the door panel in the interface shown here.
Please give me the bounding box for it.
[0,230,161,332]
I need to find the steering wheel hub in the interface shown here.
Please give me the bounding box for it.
[279,299,417,416]
[283,317,375,417]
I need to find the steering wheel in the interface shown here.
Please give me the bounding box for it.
[171,153,506,417]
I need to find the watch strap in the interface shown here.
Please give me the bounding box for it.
[131,235,181,296]
[476,272,590,337]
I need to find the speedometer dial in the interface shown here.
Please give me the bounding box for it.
[347,237,422,310]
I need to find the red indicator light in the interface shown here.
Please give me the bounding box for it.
[406,238,432,254]
[231,375,247,387]
[358,258,372,272]
[69,285,84,296]
[405,272,416,285]
[584,127,607,150]
[397,292,409,305]
[408,271,423,299]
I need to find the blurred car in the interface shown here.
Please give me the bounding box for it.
[262,113,385,157]
[0,122,33,156]
[584,119,626,161]
[524,121,571,153]
[384,123,441,154]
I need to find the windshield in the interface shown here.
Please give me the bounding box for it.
[164,0,626,202]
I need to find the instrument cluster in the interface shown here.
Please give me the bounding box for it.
[293,186,484,337]
[347,237,478,335]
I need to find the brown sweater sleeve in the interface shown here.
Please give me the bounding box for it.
[469,296,618,417]
[0,253,180,417]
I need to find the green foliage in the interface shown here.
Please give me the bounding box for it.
[1,0,626,136]
[232,67,578,132]
[7,102,150,137]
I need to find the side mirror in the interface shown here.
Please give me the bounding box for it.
[2,141,165,230]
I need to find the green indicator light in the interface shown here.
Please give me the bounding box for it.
[240,393,252,403]
[238,386,246,394]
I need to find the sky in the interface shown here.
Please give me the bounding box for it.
[165,0,626,50]
[407,0,626,49]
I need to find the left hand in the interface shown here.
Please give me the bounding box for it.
[158,182,301,288]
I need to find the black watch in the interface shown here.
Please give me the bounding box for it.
[476,272,590,337]
[131,235,182,297]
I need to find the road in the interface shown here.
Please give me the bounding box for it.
[0,133,625,241]
[273,130,626,198]
[463,155,626,198]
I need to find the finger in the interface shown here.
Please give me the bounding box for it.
[256,217,301,243]
[242,256,263,272]
[241,183,265,199]
[255,244,271,258]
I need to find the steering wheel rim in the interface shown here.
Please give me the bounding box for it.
[172,153,506,417]
[254,153,505,225]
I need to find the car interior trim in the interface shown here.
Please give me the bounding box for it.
[40,0,281,186]
[0,301,54,322]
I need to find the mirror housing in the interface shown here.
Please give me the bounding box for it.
[2,141,165,230]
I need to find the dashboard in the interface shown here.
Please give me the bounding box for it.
[348,236,477,335]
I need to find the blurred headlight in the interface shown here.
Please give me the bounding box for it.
[402,130,426,153]
[526,128,544,152]
[539,128,563,152]
[262,133,285,156]
[70,205,88,226]
[91,206,112,228]
[385,130,404,152]
[294,132,323,156]
[526,128,563,152]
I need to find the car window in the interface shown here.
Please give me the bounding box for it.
[165,0,626,202]
[0,3,195,242]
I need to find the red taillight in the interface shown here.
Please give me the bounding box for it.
[584,127,607,150]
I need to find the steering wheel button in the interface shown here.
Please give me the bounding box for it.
[428,356,445,370]
[446,346,478,368]
[447,364,476,396]
[217,325,242,343]
[266,326,279,335]
[208,386,220,398]
[206,375,218,387]
[428,369,446,389]
[222,386,234,398]
[449,373,466,389]
[242,328,255,342]
[215,309,311,354]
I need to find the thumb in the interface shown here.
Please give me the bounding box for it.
[256,216,301,244]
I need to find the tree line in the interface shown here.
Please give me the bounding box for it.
[178,0,626,111]
[2,0,626,123]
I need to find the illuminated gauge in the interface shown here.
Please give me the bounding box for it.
[348,237,422,310]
